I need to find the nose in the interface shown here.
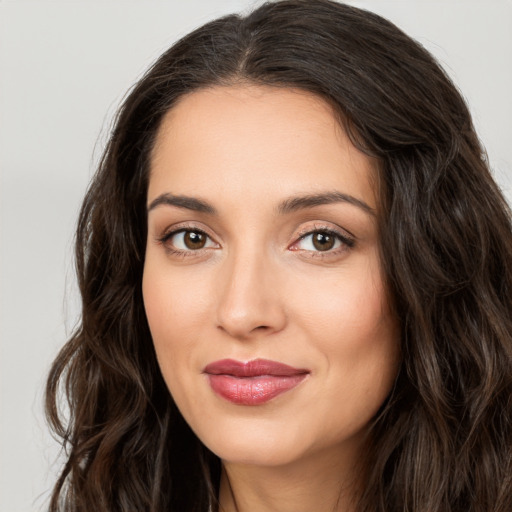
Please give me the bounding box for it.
[215,249,287,340]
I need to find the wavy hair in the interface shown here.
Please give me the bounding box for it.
[46,1,512,510]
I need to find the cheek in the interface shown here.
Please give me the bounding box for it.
[143,259,210,340]
[291,257,399,411]
[142,258,209,387]
[334,272,398,374]
[293,254,394,348]
[143,261,224,432]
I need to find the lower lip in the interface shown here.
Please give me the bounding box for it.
[207,374,307,405]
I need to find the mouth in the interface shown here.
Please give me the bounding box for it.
[203,358,310,405]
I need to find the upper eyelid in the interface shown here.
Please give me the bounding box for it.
[157,227,219,255]
[155,221,355,248]
[295,231,353,245]
[158,223,216,240]
[294,222,355,241]
[290,223,356,251]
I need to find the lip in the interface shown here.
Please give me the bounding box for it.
[203,358,309,405]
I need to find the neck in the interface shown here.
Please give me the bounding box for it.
[218,443,364,512]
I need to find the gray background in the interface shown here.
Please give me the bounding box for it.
[1,1,511,511]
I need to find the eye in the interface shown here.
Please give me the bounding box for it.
[162,229,217,251]
[296,231,341,251]
[291,229,354,253]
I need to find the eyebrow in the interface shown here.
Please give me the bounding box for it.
[277,191,375,216]
[147,191,375,216]
[147,193,217,214]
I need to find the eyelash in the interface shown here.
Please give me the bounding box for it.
[291,226,355,258]
[156,224,355,259]
[157,225,216,258]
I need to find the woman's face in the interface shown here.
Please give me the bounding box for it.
[143,85,400,467]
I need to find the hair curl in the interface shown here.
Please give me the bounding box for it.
[46,1,512,510]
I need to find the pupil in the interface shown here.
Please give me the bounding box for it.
[184,231,206,249]
[313,232,334,251]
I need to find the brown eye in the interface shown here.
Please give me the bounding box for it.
[163,229,217,252]
[292,229,352,253]
[312,232,335,251]
[183,231,206,250]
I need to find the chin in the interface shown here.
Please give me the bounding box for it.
[210,437,305,467]
[195,417,330,468]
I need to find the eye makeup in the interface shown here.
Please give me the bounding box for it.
[155,222,220,259]
[288,222,356,261]
[154,219,356,263]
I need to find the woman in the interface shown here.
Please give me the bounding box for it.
[45,1,512,511]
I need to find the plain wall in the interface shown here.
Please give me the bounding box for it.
[1,1,511,511]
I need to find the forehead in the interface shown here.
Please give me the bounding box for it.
[148,85,377,210]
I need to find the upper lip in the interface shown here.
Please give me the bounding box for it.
[203,358,310,377]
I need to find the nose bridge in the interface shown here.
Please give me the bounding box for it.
[215,242,285,339]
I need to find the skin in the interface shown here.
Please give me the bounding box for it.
[143,85,400,512]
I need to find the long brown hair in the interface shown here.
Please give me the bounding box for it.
[46,1,512,510]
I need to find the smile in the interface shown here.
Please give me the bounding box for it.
[203,359,310,405]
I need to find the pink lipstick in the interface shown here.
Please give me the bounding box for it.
[203,359,309,405]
